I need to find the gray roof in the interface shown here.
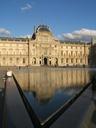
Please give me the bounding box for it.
[36,25,51,33]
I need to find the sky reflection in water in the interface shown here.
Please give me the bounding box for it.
[15,68,91,122]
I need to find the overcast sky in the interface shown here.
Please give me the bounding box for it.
[0,0,96,41]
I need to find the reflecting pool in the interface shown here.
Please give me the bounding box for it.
[14,68,91,122]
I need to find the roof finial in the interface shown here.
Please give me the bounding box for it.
[34,26,36,33]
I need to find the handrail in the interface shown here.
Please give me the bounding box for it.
[13,74,42,128]
[2,77,7,128]
[13,74,94,128]
[41,82,92,128]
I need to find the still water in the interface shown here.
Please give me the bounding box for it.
[14,68,93,122]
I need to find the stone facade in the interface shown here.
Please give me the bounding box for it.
[0,39,28,66]
[88,37,96,66]
[0,25,90,67]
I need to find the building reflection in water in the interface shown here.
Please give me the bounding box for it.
[14,68,92,121]
[15,68,90,102]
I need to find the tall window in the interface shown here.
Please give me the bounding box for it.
[3,57,5,61]
[66,51,68,56]
[61,51,63,56]
[66,58,68,63]
[61,58,63,63]
[80,51,82,56]
[49,61,51,65]
[55,58,58,66]
[17,58,19,63]
[61,46,63,48]
[71,51,73,56]
[39,61,41,65]
[23,58,25,64]
[10,58,12,62]
[33,57,36,64]
[71,58,73,63]
[76,58,78,63]
[80,59,82,63]
[76,51,77,56]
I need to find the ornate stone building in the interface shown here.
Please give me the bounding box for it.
[88,37,96,67]
[0,25,90,66]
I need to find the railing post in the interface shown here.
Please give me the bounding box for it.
[92,77,96,91]
[92,77,96,101]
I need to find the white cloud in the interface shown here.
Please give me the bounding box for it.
[63,28,96,42]
[19,34,32,38]
[0,28,11,36]
[63,33,77,39]
[21,3,32,11]
[73,28,96,36]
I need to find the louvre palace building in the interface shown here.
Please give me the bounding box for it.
[0,25,94,67]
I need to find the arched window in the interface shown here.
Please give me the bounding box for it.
[39,61,41,65]
[49,61,51,65]
[33,57,36,64]
[55,58,58,66]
